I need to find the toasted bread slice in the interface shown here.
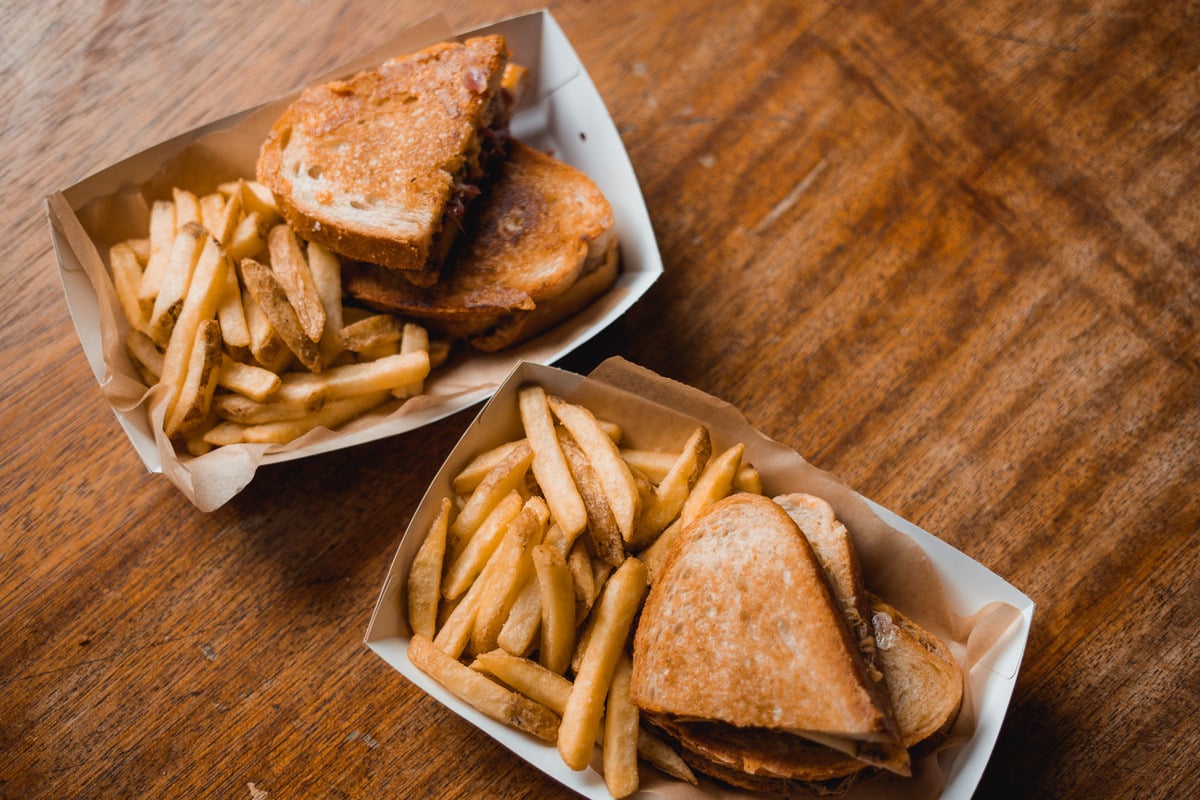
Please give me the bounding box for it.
[342,139,617,350]
[631,494,902,754]
[257,36,511,285]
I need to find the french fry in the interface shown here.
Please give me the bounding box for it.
[734,462,763,495]
[198,192,226,233]
[165,318,222,439]
[127,237,151,265]
[147,222,207,346]
[618,449,676,484]
[629,426,712,550]
[340,314,405,353]
[520,385,587,539]
[408,634,559,743]
[637,727,697,785]
[267,225,326,343]
[442,490,523,600]
[158,234,228,430]
[533,544,576,675]
[558,557,648,771]
[137,199,177,316]
[603,655,639,798]
[240,258,322,371]
[240,179,283,226]
[559,433,625,567]
[471,498,547,655]
[124,330,163,381]
[237,390,391,444]
[217,261,251,355]
[471,649,572,714]
[172,187,201,226]
[242,284,288,370]
[452,439,527,494]
[214,392,322,425]
[408,497,452,640]
[110,242,148,333]
[549,396,641,544]
[496,574,541,657]
[568,537,596,624]
[433,556,490,659]
[448,443,534,553]
[276,350,430,400]
[306,241,344,367]
[217,355,281,402]
[202,420,247,447]
[226,211,265,261]
[678,442,745,527]
[395,322,430,397]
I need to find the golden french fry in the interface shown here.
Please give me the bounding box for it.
[442,490,523,600]
[408,634,559,743]
[618,449,676,484]
[237,390,390,445]
[165,318,222,439]
[448,443,534,553]
[637,727,697,785]
[240,179,283,226]
[603,654,639,798]
[110,242,148,333]
[202,420,247,447]
[433,557,490,659]
[148,222,207,346]
[124,330,163,381]
[496,575,541,657]
[172,187,201,225]
[241,284,288,370]
[137,199,177,315]
[198,192,226,233]
[520,385,587,539]
[306,241,344,367]
[533,544,576,675]
[340,314,405,352]
[568,538,596,625]
[240,258,322,371]
[158,234,228,430]
[559,433,625,566]
[217,261,251,355]
[452,439,530,494]
[678,442,745,527]
[734,463,763,495]
[226,211,265,261]
[549,396,641,544]
[213,392,322,424]
[558,557,648,770]
[217,355,281,402]
[629,426,712,550]
[471,650,573,714]
[408,497,452,640]
[394,322,430,398]
[267,225,326,343]
[471,498,547,655]
[277,350,430,400]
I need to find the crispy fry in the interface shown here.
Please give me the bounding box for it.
[471,650,573,714]
[618,448,676,483]
[340,314,405,352]
[277,350,430,400]
[267,225,326,343]
[165,318,222,439]
[549,396,641,544]
[452,439,530,494]
[629,426,712,550]
[520,385,587,539]
[568,537,596,625]
[408,497,452,640]
[213,391,322,424]
[603,655,639,798]
[533,544,576,675]
[558,557,648,771]
[240,179,283,226]
[198,192,226,233]
[217,261,251,355]
[471,498,547,655]
[559,433,625,566]
[110,242,148,333]
[158,234,228,430]
[226,211,265,261]
[448,443,534,554]
[240,258,322,371]
[148,222,207,346]
[237,390,390,444]
[408,634,559,743]
[202,420,247,447]
[217,355,281,402]
[394,323,430,398]
[137,199,177,316]
[172,187,201,225]
[442,490,523,600]
[124,330,163,382]
[306,241,344,367]
[241,284,288,370]
[497,574,541,657]
[678,442,745,527]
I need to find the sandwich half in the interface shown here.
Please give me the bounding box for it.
[257,35,515,286]
[342,139,618,351]
[631,494,910,795]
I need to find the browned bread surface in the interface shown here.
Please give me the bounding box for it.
[630,493,892,738]
[256,35,509,277]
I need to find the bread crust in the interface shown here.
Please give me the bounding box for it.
[256,36,509,278]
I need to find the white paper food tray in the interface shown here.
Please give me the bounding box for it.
[366,359,1035,800]
[45,10,662,510]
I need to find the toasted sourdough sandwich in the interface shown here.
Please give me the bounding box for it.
[342,139,618,351]
[632,493,963,796]
[630,494,909,794]
[257,35,514,286]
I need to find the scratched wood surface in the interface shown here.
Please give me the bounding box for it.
[2,0,1197,798]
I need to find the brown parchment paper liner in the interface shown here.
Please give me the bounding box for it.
[556,359,1021,799]
[43,15,629,511]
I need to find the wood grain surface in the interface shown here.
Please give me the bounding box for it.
[2,1,1197,798]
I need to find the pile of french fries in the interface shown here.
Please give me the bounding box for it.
[405,384,763,798]
[107,181,447,455]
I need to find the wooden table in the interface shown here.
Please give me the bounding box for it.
[3,1,1197,797]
